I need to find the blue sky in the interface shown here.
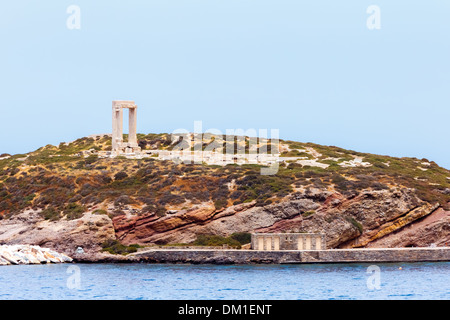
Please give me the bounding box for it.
[1,1,450,168]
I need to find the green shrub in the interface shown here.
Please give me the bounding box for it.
[192,234,241,248]
[114,171,128,180]
[346,217,363,233]
[154,205,166,217]
[101,239,141,255]
[302,210,316,217]
[63,203,86,220]
[281,150,312,158]
[92,209,107,215]
[230,232,251,245]
[40,207,61,221]
[214,198,228,210]
[24,193,36,202]
[84,155,98,165]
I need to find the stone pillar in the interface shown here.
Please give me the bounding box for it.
[251,234,261,250]
[305,235,311,250]
[128,106,138,147]
[112,102,124,151]
[257,236,264,251]
[315,235,321,250]
[265,237,272,251]
[273,236,280,250]
[298,236,304,250]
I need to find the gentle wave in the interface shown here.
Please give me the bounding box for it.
[0,262,448,300]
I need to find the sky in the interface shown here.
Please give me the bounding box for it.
[1,1,450,168]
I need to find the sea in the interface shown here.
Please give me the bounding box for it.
[0,262,448,300]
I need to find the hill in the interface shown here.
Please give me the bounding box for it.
[0,133,449,258]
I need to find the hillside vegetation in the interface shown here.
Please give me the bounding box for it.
[1,133,450,224]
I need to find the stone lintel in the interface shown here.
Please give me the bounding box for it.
[113,100,137,109]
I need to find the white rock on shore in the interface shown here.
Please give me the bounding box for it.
[0,245,72,265]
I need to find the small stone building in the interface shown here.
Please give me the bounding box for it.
[251,233,326,251]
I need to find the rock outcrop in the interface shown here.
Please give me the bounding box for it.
[0,210,116,259]
[0,186,446,257]
[348,202,439,248]
[113,187,446,249]
[0,245,72,265]
[364,207,450,248]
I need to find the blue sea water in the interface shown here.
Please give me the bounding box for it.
[0,262,448,300]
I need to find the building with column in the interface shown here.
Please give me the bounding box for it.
[251,233,326,251]
[112,100,141,154]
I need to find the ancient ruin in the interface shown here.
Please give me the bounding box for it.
[108,100,281,166]
[251,233,326,251]
[112,100,141,154]
[104,100,371,171]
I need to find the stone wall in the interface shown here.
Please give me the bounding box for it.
[129,247,450,264]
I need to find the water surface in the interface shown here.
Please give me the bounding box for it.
[0,262,448,300]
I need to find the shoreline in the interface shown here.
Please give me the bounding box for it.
[72,247,450,265]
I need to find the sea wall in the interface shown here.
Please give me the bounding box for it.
[130,247,450,264]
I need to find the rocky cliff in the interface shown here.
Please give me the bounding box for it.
[0,134,449,259]
[113,186,449,249]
